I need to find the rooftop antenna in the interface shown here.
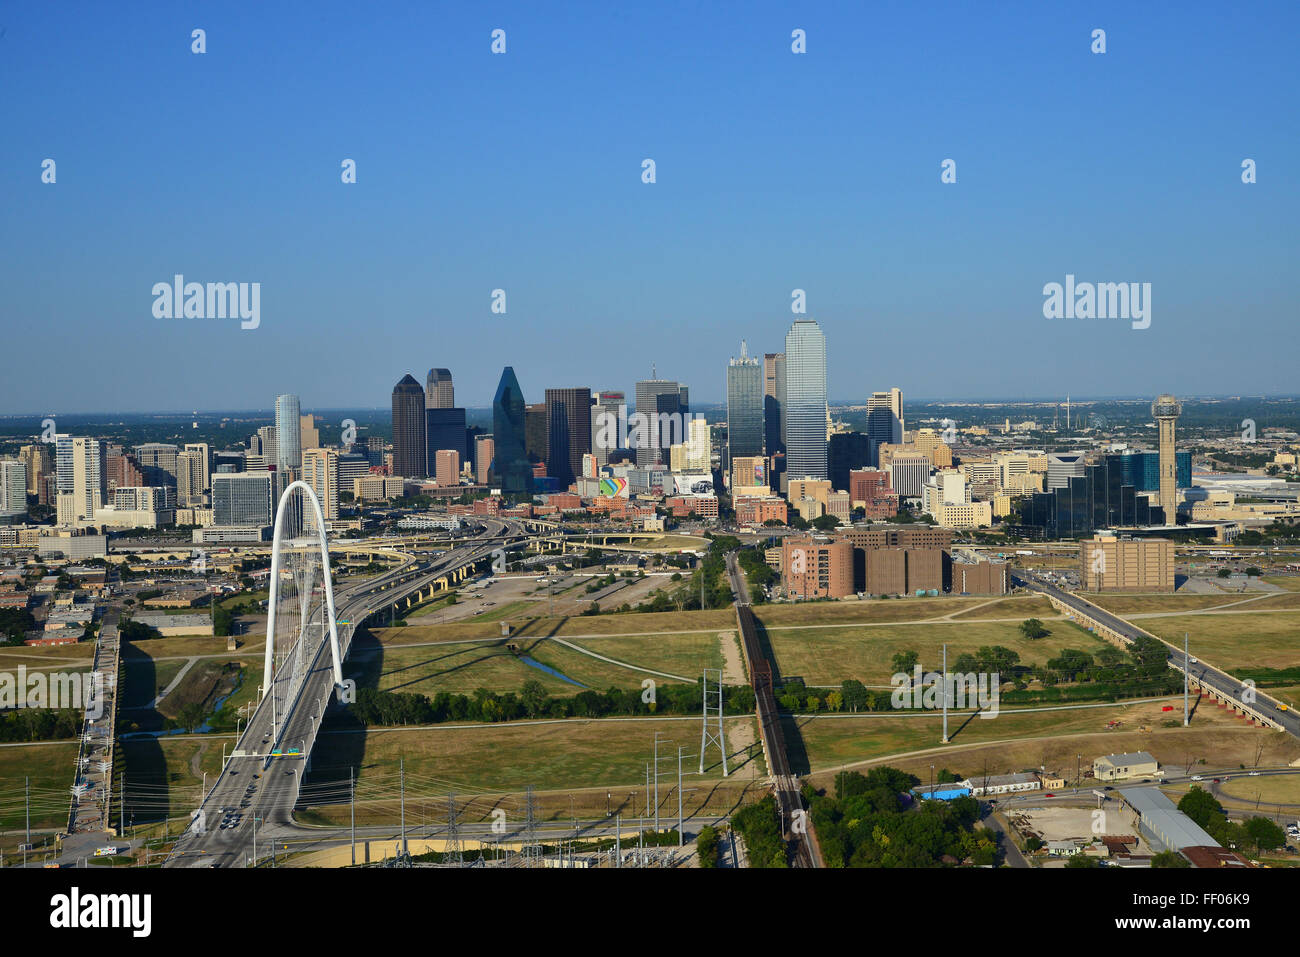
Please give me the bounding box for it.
[1066,395,1071,430]
[740,339,748,360]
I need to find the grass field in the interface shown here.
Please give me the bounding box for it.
[1089,594,1251,614]
[1217,773,1300,807]
[0,741,80,831]
[763,618,1109,687]
[946,597,1057,619]
[1136,611,1300,671]
[793,697,1300,788]
[1264,577,1300,592]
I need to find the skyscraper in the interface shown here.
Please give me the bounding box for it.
[764,353,785,455]
[0,459,28,523]
[134,443,180,487]
[590,391,625,467]
[634,378,683,468]
[302,447,340,528]
[492,368,533,498]
[176,443,210,507]
[1152,394,1182,525]
[524,402,548,463]
[426,368,455,409]
[727,342,764,464]
[274,394,302,473]
[212,472,273,527]
[425,407,467,477]
[55,436,106,525]
[391,375,427,478]
[474,435,495,484]
[784,319,828,481]
[866,389,903,466]
[543,388,593,488]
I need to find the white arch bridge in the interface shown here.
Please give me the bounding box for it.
[166,485,525,867]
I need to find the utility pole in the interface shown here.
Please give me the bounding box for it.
[1183,633,1190,727]
[24,777,29,868]
[653,732,661,833]
[399,757,407,857]
[615,813,621,868]
[350,767,356,866]
[677,746,685,846]
[941,643,949,743]
[119,774,124,838]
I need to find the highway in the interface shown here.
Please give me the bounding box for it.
[165,518,527,867]
[1013,571,1300,739]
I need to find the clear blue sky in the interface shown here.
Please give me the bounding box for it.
[3,0,1296,414]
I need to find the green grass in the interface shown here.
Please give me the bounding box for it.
[763,618,1111,687]
[0,742,80,830]
[1136,611,1300,671]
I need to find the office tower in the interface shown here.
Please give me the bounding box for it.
[678,386,689,413]
[434,449,460,487]
[685,417,711,472]
[764,353,786,455]
[176,444,210,507]
[425,368,455,409]
[425,407,468,477]
[0,459,27,523]
[302,447,340,529]
[134,443,180,487]
[300,414,320,451]
[888,452,931,499]
[475,435,495,484]
[250,425,278,466]
[784,319,828,481]
[337,451,369,490]
[727,343,764,464]
[524,402,548,464]
[828,432,872,491]
[1047,452,1088,490]
[634,378,683,468]
[543,388,592,487]
[1151,394,1182,525]
[212,472,273,527]
[56,436,106,524]
[391,374,427,478]
[866,389,903,466]
[365,436,384,468]
[591,391,625,467]
[19,444,50,497]
[492,367,534,498]
[274,394,302,472]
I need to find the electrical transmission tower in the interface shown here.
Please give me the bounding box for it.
[445,792,463,866]
[699,669,728,776]
[522,785,542,867]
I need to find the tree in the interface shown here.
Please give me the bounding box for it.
[1243,816,1285,852]
[1151,850,1190,868]
[520,679,547,718]
[891,650,920,676]
[1177,786,1225,828]
[1019,618,1049,640]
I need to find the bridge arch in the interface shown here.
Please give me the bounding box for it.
[263,480,344,698]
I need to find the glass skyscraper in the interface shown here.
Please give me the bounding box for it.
[492,367,534,498]
[727,344,764,463]
[391,375,427,478]
[784,319,828,481]
[274,394,302,473]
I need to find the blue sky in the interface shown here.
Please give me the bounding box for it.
[3,0,1297,414]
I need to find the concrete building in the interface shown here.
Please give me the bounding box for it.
[353,475,405,501]
[735,496,788,525]
[784,320,828,481]
[56,436,106,526]
[434,449,461,487]
[475,435,495,485]
[764,352,785,456]
[0,458,28,523]
[212,472,273,528]
[952,555,1009,595]
[962,772,1041,797]
[425,368,455,409]
[782,537,853,599]
[302,447,340,527]
[274,394,302,472]
[1080,535,1175,592]
[888,452,931,499]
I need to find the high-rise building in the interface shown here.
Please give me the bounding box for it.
[764,353,785,455]
[865,389,903,466]
[251,426,277,466]
[425,407,467,477]
[176,443,210,507]
[212,472,273,527]
[544,388,593,487]
[784,319,828,481]
[686,417,711,472]
[888,452,931,499]
[590,391,625,467]
[1151,394,1182,526]
[492,367,534,499]
[524,402,548,463]
[828,432,872,491]
[634,379,684,468]
[434,449,460,487]
[425,368,455,409]
[134,443,180,487]
[1047,452,1088,490]
[391,375,427,478]
[56,436,106,525]
[1081,535,1175,592]
[19,444,50,497]
[274,394,302,473]
[302,447,340,527]
[0,459,28,523]
[300,414,320,451]
[727,343,764,464]
[474,435,495,485]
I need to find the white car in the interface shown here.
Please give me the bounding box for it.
[1248,771,1260,777]
[1191,775,1204,781]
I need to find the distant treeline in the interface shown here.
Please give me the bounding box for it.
[0,708,81,742]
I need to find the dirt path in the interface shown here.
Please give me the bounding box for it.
[718,631,746,685]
